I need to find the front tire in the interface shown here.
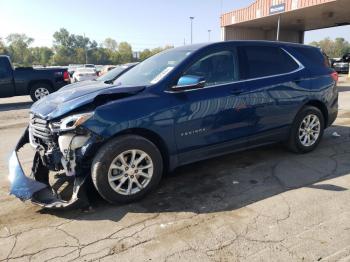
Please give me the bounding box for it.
[91,135,163,204]
[30,83,53,102]
[287,106,325,153]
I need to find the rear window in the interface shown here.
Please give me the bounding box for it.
[238,46,300,80]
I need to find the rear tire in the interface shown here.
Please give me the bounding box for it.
[287,106,325,153]
[91,135,163,204]
[30,83,53,102]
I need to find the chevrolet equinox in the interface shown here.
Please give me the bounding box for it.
[9,41,338,209]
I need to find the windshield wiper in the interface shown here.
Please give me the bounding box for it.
[104,80,114,84]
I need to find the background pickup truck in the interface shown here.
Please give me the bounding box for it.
[0,55,70,101]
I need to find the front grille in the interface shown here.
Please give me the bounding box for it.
[30,115,52,141]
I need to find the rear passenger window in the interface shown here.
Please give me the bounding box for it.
[238,46,299,80]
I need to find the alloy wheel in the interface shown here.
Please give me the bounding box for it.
[298,114,321,147]
[108,149,154,195]
[34,87,50,100]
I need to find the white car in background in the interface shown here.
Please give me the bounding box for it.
[72,68,97,82]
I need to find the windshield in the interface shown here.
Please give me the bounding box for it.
[96,66,128,82]
[115,49,192,86]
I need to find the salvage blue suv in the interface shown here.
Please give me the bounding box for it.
[9,41,338,209]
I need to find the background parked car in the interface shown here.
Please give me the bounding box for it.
[96,62,138,83]
[95,65,104,76]
[0,55,70,101]
[84,64,95,69]
[333,61,349,73]
[332,53,350,73]
[68,64,96,77]
[56,62,139,94]
[71,67,97,82]
[68,64,83,77]
[99,65,117,76]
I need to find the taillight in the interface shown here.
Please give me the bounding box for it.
[331,71,338,83]
[63,71,70,81]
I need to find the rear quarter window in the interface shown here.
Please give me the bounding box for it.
[293,47,327,68]
[238,46,300,80]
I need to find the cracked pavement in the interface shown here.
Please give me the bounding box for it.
[0,76,350,262]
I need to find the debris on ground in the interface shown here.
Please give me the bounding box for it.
[332,132,341,137]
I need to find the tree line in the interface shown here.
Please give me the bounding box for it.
[309,37,350,58]
[1,30,349,67]
[0,28,173,67]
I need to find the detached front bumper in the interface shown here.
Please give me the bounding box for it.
[8,127,95,209]
[9,151,47,201]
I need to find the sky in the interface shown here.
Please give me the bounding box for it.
[0,0,349,51]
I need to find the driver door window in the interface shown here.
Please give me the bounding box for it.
[183,50,239,87]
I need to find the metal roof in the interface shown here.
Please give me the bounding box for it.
[221,0,350,31]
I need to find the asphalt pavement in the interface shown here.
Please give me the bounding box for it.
[0,76,349,261]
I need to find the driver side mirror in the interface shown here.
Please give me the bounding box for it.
[172,75,206,92]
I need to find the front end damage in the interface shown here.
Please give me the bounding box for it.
[8,84,146,209]
[9,114,101,209]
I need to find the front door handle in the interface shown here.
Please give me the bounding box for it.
[230,89,244,95]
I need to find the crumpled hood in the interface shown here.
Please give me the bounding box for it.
[31,81,145,120]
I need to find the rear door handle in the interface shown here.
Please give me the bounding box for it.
[230,89,244,95]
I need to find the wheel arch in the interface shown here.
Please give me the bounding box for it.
[105,128,171,173]
[28,80,53,93]
[303,100,328,126]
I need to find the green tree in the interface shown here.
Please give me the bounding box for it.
[52,29,76,65]
[334,38,350,57]
[118,42,133,63]
[2,29,176,66]
[52,46,74,65]
[72,34,90,49]
[6,34,34,66]
[53,28,75,48]
[30,47,53,66]
[140,49,152,61]
[0,38,8,55]
[310,37,350,58]
[139,45,174,61]
[52,28,97,65]
[103,38,118,51]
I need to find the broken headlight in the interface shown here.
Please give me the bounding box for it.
[50,112,94,132]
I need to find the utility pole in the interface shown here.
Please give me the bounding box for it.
[189,17,194,44]
[276,15,281,41]
[208,29,212,42]
[84,33,88,64]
